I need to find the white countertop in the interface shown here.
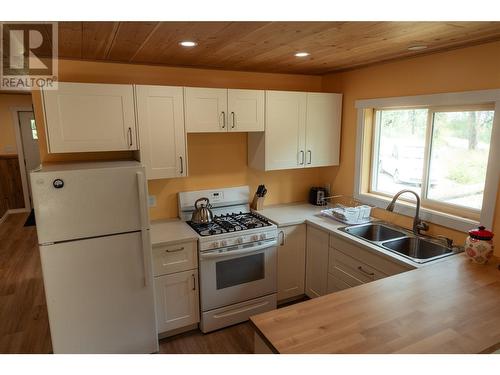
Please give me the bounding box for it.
[255,202,433,269]
[150,219,198,246]
[255,203,326,226]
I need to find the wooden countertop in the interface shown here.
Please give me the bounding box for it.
[251,254,500,354]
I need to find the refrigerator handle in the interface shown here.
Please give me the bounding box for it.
[136,171,150,287]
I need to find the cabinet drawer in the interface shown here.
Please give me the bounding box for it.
[329,248,386,283]
[330,266,363,288]
[327,273,351,293]
[330,234,410,276]
[152,241,197,276]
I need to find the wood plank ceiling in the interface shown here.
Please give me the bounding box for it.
[56,22,500,75]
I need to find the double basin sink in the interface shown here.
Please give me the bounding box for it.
[339,222,463,264]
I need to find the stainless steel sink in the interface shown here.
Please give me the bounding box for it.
[343,223,406,242]
[382,237,453,261]
[339,222,463,264]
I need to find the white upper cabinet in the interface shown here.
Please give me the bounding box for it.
[227,89,265,132]
[249,91,306,170]
[184,87,264,133]
[42,82,137,153]
[136,85,187,179]
[248,91,342,171]
[184,87,228,132]
[305,93,342,168]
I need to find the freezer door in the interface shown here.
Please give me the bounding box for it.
[32,164,148,244]
[40,231,158,354]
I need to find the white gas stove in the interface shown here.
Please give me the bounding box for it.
[178,186,278,333]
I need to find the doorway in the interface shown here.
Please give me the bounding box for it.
[17,111,40,206]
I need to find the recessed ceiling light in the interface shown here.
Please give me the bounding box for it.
[179,41,197,47]
[407,45,428,51]
[294,52,310,57]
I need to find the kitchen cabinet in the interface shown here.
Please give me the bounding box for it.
[154,270,200,334]
[184,87,264,133]
[42,82,137,153]
[327,234,411,293]
[304,93,342,167]
[305,225,329,298]
[277,224,306,302]
[227,89,265,132]
[136,85,187,179]
[152,239,200,336]
[248,91,342,171]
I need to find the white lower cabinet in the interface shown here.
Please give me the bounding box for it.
[152,239,200,335]
[305,225,413,297]
[154,270,199,333]
[305,225,329,298]
[277,224,306,302]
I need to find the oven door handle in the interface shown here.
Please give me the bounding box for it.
[200,240,277,260]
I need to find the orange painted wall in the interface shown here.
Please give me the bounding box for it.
[322,40,500,252]
[32,59,327,219]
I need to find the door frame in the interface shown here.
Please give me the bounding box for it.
[10,106,36,211]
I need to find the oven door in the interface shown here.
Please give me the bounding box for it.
[199,239,277,311]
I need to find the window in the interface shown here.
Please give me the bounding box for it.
[371,106,494,214]
[354,90,500,231]
[30,119,38,140]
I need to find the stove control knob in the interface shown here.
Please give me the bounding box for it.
[236,238,244,244]
[212,242,219,248]
[251,235,259,241]
[260,233,267,240]
[220,240,227,247]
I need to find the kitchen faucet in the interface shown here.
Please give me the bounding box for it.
[386,189,429,235]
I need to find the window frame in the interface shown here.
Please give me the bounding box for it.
[354,89,500,232]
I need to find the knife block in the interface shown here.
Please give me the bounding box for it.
[250,194,265,211]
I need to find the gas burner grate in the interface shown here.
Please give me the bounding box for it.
[187,212,272,236]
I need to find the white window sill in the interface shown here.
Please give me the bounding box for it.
[354,192,478,233]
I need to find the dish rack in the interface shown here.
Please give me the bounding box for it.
[319,195,374,225]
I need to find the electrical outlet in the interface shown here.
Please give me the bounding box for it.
[148,195,157,207]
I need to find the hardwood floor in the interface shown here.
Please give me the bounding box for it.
[0,213,255,354]
[159,323,254,354]
[0,213,52,354]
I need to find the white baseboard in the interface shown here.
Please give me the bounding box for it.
[0,208,31,225]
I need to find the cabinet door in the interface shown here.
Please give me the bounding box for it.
[184,87,228,132]
[265,91,307,170]
[305,225,329,298]
[305,93,342,167]
[42,82,137,153]
[277,224,306,301]
[154,270,200,334]
[136,85,187,179]
[227,89,265,132]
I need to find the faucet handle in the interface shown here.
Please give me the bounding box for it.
[436,235,453,248]
[416,221,429,233]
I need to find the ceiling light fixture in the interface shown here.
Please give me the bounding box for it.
[179,41,197,47]
[294,52,310,57]
[407,45,428,51]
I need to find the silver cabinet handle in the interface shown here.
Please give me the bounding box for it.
[307,150,312,165]
[299,150,305,165]
[221,111,226,129]
[128,127,133,147]
[192,274,196,291]
[278,230,285,246]
[358,266,375,277]
[179,156,184,175]
[231,111,235,129]
[166,246,184,253]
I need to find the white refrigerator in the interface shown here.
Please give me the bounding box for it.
[31,161,158,354]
